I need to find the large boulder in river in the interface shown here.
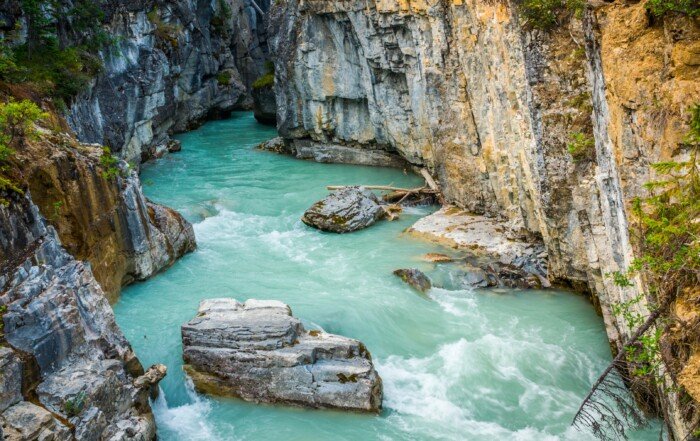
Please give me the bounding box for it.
[393,268,432,293]
[302,186,386,233]
[181,299,383,412]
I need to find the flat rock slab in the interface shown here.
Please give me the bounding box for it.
[302,186,386,233]
[181,299,382,412]
[408,206,548,284]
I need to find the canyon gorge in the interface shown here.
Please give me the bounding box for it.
[0,0,698,440]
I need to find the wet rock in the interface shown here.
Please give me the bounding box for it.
[0,348,22,413]
[257,137,289,154]
[422,253,454,263]
[253,86,277,125]
[182,298,382,412]
[393,269,432,293]
[0,401,71,441]
[147,201,197,259]
[167,139,182,153]
[302,186,386,233]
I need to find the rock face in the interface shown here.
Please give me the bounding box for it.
[270,1,699,435]
[18,133,196,302]
[182,299,383,412]
[63,0,272,162]
[0,196,161,440]
[253,85,278,124]
[393,269,431,293]
[302,187,387,233]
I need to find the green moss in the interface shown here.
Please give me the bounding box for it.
[147,7,182,48]
[252,61,275,90]
[64,391,87,417]
[217,71,232,86]
[567,131,595,162]
[337,373,358,384]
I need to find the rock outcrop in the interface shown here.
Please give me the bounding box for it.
[0,196,161,440]
[302,186,387,233]
[65,0,272,162]
[182,298,383,412]
[269,0,699,436]
[393,268,432,293]
[17,132,196,302]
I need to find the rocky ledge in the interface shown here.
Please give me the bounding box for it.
[302,186,387,233]
[181,298,382,412]
[409,207,549,289]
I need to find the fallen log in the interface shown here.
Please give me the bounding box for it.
[326,185,427,192]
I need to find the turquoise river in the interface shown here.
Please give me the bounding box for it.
[113,113,657,440]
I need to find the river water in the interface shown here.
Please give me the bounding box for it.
[113,113,656,440]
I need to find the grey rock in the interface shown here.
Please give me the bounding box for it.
[253,85,277,125]
[0,196,160,440]
[293,140,409,168]
[302,187,386,233]
[182,298,382,412]
[62,0,273,163]
[0,401,71,441]
[393,269,432,293]
[0,348,22,413]
[257,136,289,154]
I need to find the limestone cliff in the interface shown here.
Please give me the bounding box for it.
[66,0,271,162]
[0,195,159,440]
[269,0,699,437]
[15,131,196,303]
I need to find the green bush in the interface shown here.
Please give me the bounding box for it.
[567,131,595,162]
[217,71,232,86]
[0,99,47,205]
[147,8,182,48]
[646,0,700,17]
[99,146,121,180]
[518,0,587,30]
[64,391,87,417]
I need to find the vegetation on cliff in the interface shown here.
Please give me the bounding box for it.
[0,0,110,102]
[0,99,47,205]
[574,105,700,439]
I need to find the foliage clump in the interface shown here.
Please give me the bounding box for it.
[99,146,122,181]
[147,7,182,48]
[0,0,111,102]
[0,99,48,205]
[567,131,595,162]
[217,71,232,86]
[572,104,700,439]
[517,0,587,30]
[64,391,87,417]
[646,0,700,17]
[252,61,275,90]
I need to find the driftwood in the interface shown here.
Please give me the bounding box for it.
[325,169,442,218]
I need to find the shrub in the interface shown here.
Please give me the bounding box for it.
[646,0,700,17]
[99,146,121,180]
[64,391,87,417]
[217,71,232,86]
[148,8,182,48]
[0,99,47,205]
[567,131,595,162]
[518,0,587,30]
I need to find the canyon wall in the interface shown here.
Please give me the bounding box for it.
[269,0,699,437]
[0,195,161,440]
[68,0,271,162]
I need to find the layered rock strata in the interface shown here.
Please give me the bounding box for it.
[182,298,383,412]
[0,196,161,440]
[17,132,196,302]
[66,0,272,162]
[269,0,699,436]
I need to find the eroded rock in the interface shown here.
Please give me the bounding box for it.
[0,401,71,441]
[302,187,386,233]
[393,269,432,293]
[182,298,382,412]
